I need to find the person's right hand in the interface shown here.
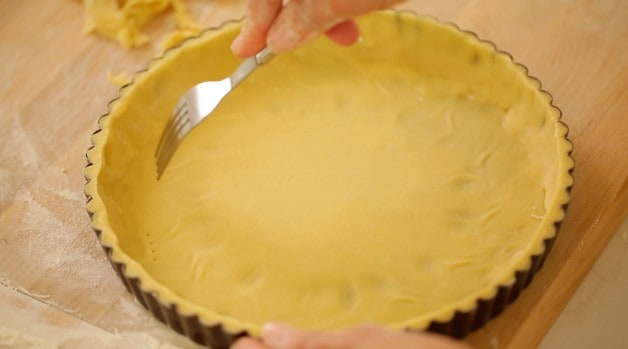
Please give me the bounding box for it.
[232,323,474,349]
[231,0,404,57]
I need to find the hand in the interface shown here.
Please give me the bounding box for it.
[231,0,404,57]
[232,323,474,349]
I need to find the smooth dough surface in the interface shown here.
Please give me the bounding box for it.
[89,12,573,333]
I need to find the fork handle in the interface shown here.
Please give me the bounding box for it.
[230,47,276,88]
[254,47,275,65]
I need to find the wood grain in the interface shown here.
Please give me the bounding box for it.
[0,0,626,348]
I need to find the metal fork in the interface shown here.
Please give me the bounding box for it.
[155,47,275,179]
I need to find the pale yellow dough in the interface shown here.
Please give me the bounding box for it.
[82,0,200,49]
[86,12,573,334]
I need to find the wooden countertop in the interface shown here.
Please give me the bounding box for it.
[0,1,626,348]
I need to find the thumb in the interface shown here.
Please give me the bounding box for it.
[260,322,302,348]
[260,323,375,349]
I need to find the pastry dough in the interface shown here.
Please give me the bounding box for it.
[82,0,200,49]
[86,11,573,335]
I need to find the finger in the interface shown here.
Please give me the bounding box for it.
[330,0,405,17]
[232,336,274,349]
[231,0,283,57]
[266,0,333,53]
[324,19,360,46]
[262,323,474,349]
[354,329,475,349]
[267,0,405,52]
[262,323,379,349]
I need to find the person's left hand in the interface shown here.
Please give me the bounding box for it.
[231,323,473,349]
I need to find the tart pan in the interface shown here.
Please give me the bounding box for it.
[85,10,574,348]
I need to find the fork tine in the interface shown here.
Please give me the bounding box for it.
[155,47,275,179]
[156,101,186,157]
[157,117,190,176]
[162,108,190,156]
[157,108,187,161]
[156,101,190,178]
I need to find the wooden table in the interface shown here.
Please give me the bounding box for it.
[1,1,626,348]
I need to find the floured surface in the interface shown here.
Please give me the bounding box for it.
[0,282,203,349]
[0,1,247,348]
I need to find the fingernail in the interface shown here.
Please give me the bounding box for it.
[262,322,293,348]
[231,34,245,54]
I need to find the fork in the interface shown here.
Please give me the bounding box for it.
[155,47,275,179]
